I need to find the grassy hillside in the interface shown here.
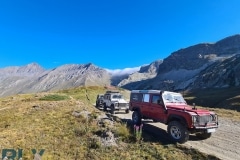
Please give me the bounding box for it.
[0,86,220,160]
[184,87,240,111]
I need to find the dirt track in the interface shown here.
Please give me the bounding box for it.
[114,111,240,160]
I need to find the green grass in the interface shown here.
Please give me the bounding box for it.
[184,87,240,111]
[39,94,70,101]
[58,86,130,105]
[0,86,221,160]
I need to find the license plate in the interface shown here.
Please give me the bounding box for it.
[207,128,216,133]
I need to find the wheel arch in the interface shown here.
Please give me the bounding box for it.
[131,106,141,112]
[110,103,115,107]
[167,114,188,127]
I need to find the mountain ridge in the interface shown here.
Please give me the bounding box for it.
[1,34,240,97]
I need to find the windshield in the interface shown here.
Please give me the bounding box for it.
[162,92,186,103]
[112,94,123,99]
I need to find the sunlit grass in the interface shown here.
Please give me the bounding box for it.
[39,94,69,101]
[0,86,220,160]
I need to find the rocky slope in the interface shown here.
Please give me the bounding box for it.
[0,63,111,97]
[121,34,240,91]
[117,60,162,87]
[191,54,240,89]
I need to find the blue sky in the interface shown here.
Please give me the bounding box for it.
[0,0,240,70]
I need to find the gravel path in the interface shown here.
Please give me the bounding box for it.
[184,117,240,160]
[114,111,240,160]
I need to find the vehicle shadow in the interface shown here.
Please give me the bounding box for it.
[95,106,128,114]
[104,113,174,145]
[138,120,204,143]
[96,106,202,144]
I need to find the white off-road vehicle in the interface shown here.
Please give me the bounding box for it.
[95,94,104,108]
[103,91,129,114]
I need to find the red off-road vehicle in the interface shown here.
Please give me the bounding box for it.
[129,90,218,143]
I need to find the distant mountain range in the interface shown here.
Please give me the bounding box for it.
[122,34,240,91]
[1,34,240,97]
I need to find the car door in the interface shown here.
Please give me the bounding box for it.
[149,94,166,122]
[140,93,151,118]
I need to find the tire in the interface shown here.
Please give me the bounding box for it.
[125,109,129,114]
[132,111,141,125]
[103,103,107,111]
[196,133,212,139]
[167,121,189,144]
[110,105,115,114]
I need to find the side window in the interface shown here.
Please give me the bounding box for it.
[131,93,142,102]
[152,95,160,104]
[143,94,150,103]
[105,94,110,100]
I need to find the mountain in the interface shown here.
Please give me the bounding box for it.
[1,34,240,97]
[158,34,240,75]
[0,62,45,76]
[117,60,162,88]
[121,34,240,91]
[0,63,111,97]
[190,54,240,89]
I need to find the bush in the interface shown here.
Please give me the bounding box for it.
[114,123,131,141]
[39,94,69,101]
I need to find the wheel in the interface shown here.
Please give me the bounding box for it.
[110,105,115,114]
[125,109,129,114]
[95,102,99,108]
[103,103,107,111]
[132,111,141,125]
[167,121,189,144]
[196,133,212,139]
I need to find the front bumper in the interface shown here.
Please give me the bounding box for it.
[192,114,218,130]
[114,103,129,110]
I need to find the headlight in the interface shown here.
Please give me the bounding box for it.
[211,114,217,121]
[192,116,199,123]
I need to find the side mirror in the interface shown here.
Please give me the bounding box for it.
[192,103,197,110]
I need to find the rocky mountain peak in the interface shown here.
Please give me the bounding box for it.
[215,34,240,55]
[0,63,45,77]
[117,59,162,88]
[157,35,240,75]
[85,63,99,70]
[157,44,212,74]
[215,34,240,47]
[139,60,163,74]
[119,34,240,91]
[19,62,45,74]
[191,54,240,89]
